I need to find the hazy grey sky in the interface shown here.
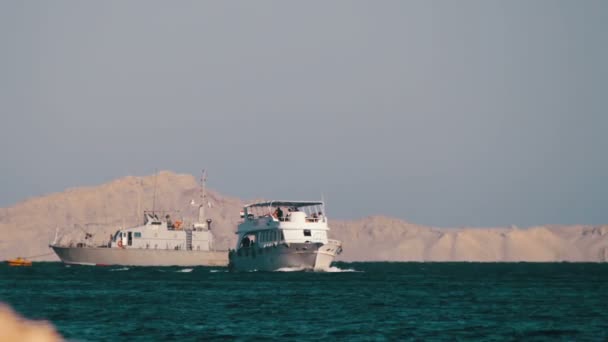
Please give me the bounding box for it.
[1,1,607,226]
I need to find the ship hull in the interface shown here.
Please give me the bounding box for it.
[228,240,341,272]
[50,245,228,266]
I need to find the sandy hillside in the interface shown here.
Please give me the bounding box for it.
[1,171,607,262]
[331,217,608,262]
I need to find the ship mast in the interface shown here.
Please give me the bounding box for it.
[194,169,208,229]
[152,169,158,215]
[199,169,206,225]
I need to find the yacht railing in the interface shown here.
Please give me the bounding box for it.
[276,217,324,223]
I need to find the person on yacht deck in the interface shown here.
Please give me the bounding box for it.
[274,207,284,220]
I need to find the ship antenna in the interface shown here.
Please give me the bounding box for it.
[152,169,158,215]
[199,169,207,224]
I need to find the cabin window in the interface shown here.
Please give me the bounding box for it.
[303,229,311,237]
[134,232,142,238]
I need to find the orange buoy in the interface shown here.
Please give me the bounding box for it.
[7,257,32,267]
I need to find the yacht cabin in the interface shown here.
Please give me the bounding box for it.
[236,201,329,250]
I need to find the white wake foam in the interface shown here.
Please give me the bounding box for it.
[177,268,193,273]
[275,266,307,272]
[109,267,129,272]
[209,269,227,273]
[318,266,360,273]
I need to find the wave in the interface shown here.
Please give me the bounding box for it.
[209,269,227,273]
[176,268,193,273]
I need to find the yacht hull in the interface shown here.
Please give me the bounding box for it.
[228,240,341,272]
[50,245,228,266]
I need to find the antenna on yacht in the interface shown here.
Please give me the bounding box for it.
[321,193,326,212]
[52,227,59,245]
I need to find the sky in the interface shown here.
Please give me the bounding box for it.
[1,1,607,226]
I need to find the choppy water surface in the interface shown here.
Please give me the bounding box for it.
[1,262,607,340]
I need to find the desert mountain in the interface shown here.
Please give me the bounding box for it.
[1,171,607,262]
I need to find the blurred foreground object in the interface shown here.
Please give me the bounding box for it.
[0,304,62,342]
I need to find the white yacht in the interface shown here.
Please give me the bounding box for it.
[50,172,228,266]
[228,201,342,271]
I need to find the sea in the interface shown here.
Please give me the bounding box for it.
[1,262,607,341]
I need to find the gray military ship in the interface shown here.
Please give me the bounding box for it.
[50,172,228,266]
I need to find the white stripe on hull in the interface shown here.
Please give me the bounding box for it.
[51,245,228,266]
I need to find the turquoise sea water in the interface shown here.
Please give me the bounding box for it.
[1,262,607,341]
